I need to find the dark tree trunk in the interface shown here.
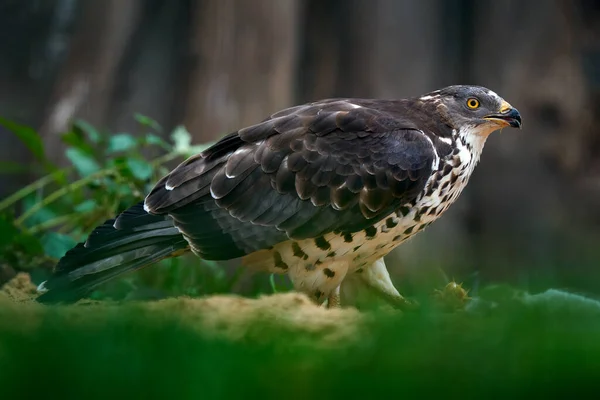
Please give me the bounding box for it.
[182,0,300,143]
[38,0,143,165]
[0,0,79,197]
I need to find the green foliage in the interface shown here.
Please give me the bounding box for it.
[1,288,599,398]
[0,117,47,164]
[0,114,235,299]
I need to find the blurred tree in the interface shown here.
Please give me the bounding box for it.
[182,0,300,141]
[0,0,79,196]
[38,0,143,165]
[467,0,600,290]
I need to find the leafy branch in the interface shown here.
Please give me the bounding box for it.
[0,114,222,292]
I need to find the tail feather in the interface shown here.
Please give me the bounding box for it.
[36,201,190,304]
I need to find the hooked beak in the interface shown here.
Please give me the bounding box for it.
[484,100,522,128]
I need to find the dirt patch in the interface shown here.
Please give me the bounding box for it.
[0,272,38,302]
[0,273,365,346]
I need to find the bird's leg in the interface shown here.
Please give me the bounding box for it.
[288,260,349,307]
[356,258,417,311]
[325,285,342,308]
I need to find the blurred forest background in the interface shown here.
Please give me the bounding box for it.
[1,0,599,299]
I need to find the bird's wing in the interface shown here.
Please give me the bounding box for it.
[143,99,437,260]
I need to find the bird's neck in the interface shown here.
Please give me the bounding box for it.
[453,125,489,169]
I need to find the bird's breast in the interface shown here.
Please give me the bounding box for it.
[241,141,478,275]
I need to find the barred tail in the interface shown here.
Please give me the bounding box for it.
[36,201,190,304]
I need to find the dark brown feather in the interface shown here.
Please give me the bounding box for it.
[144,98,438,259]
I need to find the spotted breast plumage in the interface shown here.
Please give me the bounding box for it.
[36,85,522,307]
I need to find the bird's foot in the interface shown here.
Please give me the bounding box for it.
[379,291,419,312]
[325,286,342,309]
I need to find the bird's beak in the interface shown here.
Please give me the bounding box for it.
[484,100,522,128]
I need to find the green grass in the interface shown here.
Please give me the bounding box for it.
[1,288,599,399]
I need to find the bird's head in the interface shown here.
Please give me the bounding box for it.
[420,85,522,138]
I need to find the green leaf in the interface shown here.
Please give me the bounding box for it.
[106,155,127,170]
[170,125,192,154]
[21,194,57,228]
[116,182,133,197]
[0,213,44,255]
[107,133,138,154]
[170,125,216,156]
[0,213,20,249]
[169,127,214,156]
[13,232,45,255]
[144,133,172,151]
[0,116,45,162]
[74,199,97,213]
[134,113,162,132]
[126,158,154,181]
[73,119,101,143]
[61,130,95,156]
[66,147,101,177]
[41,231,77,259]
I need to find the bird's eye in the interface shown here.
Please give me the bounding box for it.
[466,98,480,109]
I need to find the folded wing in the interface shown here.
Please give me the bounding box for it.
[144,99,437,260]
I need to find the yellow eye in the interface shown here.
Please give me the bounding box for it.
[467,98,480,109]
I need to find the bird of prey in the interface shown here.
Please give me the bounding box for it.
[36,85,521,308]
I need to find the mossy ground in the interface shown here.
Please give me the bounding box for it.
[1,274,600,399]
